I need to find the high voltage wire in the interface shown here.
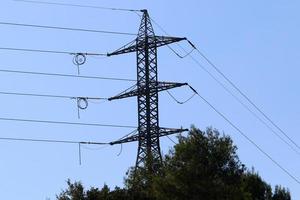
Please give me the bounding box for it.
[0,136,107,145]
[148,16,300,184]
[0,129,142,162]
[13,0,141,12]
[0,136,108,165]
[0,2,138,151]
[0,67,135,82]
[167,90,196,105]
[194,48,300,152]
[0,68,136,82]
[149,17,300,156]
[166,135,177,145]
[1,6,296,153]
[0,90,107,100]
[0,21,137,36]
[0,117,137,129]
[190,88,300,185]
[187,55,300,156]
[0,47,106,56]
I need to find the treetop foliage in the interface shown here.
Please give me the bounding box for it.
[57,127,291,200]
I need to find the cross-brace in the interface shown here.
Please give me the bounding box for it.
[107,9,189,173]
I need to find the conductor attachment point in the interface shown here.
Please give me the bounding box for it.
[73,53,87,75]
[77,97,89,110]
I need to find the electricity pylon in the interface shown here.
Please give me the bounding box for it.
[108,9,188,174]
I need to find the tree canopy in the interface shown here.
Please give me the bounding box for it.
[56,127,291,200]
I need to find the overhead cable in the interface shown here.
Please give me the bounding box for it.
[0,117,137,128]
[0,90,107,100]
[166,90,196,105]
[0,135,108,165]
[166,43,195,59]
[0,21,136,36]
[0,136,107,145]
[186,54,300,156]
[188,55,300,155]
[149,16,300,156]
[0,47,106,56]
[166,135,177,145]
[0,68,136,82]
[194,47,300,152]
[13,0,141,12]
[190,87,300,185]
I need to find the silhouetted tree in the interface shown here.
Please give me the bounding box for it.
[56,127,292,200]
[242,170,272,200]
[272,185,291,200]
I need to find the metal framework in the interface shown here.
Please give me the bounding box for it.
[108,10,188,173]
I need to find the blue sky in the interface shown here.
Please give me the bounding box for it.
[0,0,299,199]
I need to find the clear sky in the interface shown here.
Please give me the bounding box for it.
[0,0,299,199]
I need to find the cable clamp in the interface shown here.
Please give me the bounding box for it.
[188,85,198,94]
[77,97,89,110]
[72,53,87,75]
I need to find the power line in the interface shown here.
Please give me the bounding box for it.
[0,135,108,166]
[0,136,107,145]
[194,47,300,152]
[148,16,300,184]
[0,90,107,100]
[166,43,195,59]
[166,90,196,105]
[0,68,136,82]
[0,117,137,129]
[149,17,300,156]
[188,54,300,156]
[81,144,109,151]
[177,45,300,155]
[0,47,106,56]
[0,21,137,36]
[192,89,300,185]
[167,135,177,145]
[13,0,141,12]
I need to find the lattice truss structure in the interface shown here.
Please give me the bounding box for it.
[108,10,189,173]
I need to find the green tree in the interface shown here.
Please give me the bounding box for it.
[149,127,247,200]
[56,180,85,200]
[56,127,292,200]
[272,185,291,200]
[56,180,122,200]
[242,170,272,200]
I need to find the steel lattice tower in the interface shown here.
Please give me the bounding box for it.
[108,10,188,173]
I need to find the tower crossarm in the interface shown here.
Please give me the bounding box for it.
[108,82,188,101]
[109,132,139,145]
[154,36,186,49]
[109,127,188,145]
[107,36,186,57]
[159,127,189,137]
[106,39,137,57]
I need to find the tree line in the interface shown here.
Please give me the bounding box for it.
[57,127,291,200]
